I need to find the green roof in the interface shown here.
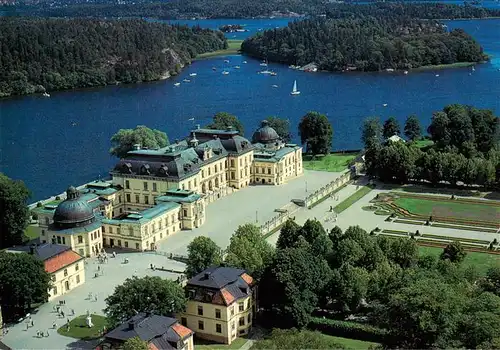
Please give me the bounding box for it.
[102,202,180,225]
[254,146,298,162]
[50,220,102,235]
[156,189,201,204]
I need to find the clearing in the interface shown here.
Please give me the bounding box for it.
[303,153,356,172]
[197,40,242,59]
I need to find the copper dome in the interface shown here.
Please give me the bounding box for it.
[252,120,279,144]
[53,186,95,229]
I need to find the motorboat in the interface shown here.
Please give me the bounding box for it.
[183,79,191,82]
[189,73,197,77]
[174,83,181,86]
[222,71,229,75]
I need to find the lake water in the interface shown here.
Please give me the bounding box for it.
[1,18,499,201]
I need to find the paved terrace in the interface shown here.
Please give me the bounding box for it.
[2,253,185,350]
[157,170,341,255]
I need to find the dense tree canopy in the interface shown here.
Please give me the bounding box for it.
[104,276,186,326]
[225,223,274,279]
[298,111,333,155]
[382,117,400,139]
[206,112,244,135]
[110,125,169,159]
[0,18,226,97]
[404,114,422,141]
[123,337,149,350]
[185,236,223,278]
[441,241,467,264]
[0,252,51,320]
[0,174,31,249]
[263,116,292,143]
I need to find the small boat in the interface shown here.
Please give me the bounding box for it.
[189,73,197,77]
[188,118,195,121]
[259,70,272,75]
[222,71,229,75]
[235,66,241,69]
[174,83,181,86]
[212,67,217,71]
[270,72,277,76]
[71,122,77,126]
[404,70,409,75]
[243,61,248,64]
[42,92,50,97]
[272,84,278,88]
[224,59,230,63]
[383,103,388,107]
[260,62,268,67]
[183,79,191,82]
[435,74,440,77]
[472,66,476,72]
[290,80,300,95]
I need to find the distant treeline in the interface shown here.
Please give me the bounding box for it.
[241,16,487,72]
[0,18,226,97]
[6,1,500,20]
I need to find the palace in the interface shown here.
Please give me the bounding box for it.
[31,121,303,255]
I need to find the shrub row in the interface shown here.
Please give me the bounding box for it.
[309,317,387,343]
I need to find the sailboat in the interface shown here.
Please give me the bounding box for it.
[260,59,268,67]
[42,92,50,97]
[290,80,300,95]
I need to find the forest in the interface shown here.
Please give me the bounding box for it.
[7,1,500,20]
[241,16,487,72]
[0,18,226,97]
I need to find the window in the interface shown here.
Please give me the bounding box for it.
[239,302,244,312]
[51,275,56,282]
[215,309,221,319]
[119,195,122,203]
[75,263,79,271]
[78,235,83,244]
[153,183,157,192]
[118,240,122,246]
[268,168,271,174]
[125,180,130,189]
[56,236,61,244]
[231,307,235,316]
[143,182,148,191]
[231,172,235,180]
[62,237,66,245]
[247,313,252,323]
[79,249,84,256]
[64,269,68,277]
[144,196,149,205]
[198,321,204,330]
[76,275,80,284]
[102,226,106,233]
[126,194,131,202]
[232,321,235,330]
[216,324,222,333]
[239,317,245,326]
[45,218,50,225]
[125,241,128,248]
[135,243,140,250]
[183,209,188,217]
[231,159,235,167]
[53,286,58,295]
[197,305,203,316]
[135,195,140,203]
[41,230,45,236]
[181,317,187,326]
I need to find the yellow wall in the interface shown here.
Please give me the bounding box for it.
[179,296,253,345]
[48,259,85,301]
[227,152,253,190]
[47,227,102,257]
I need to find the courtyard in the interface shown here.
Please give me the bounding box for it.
[157,170,342,255]
[1,252,185,350]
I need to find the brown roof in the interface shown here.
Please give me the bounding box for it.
[148,343,159,350]
[172,323,193,339]
[221,288,235,305]
[241,273,253,285]
[44,250,83,273]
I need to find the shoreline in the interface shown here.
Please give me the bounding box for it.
[195,39,242,59]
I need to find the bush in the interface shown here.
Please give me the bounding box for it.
[415,230,420,236]
[493,238,498,245]
[36,202,42,207]
[55,196,61,200]
[31,213,38,220]
[309,317,387,343]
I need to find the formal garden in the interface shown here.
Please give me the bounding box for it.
[57,314,108,340]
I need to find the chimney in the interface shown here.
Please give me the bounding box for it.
[133,144,141,150]
[29,244,36,255]
[128,321,135,330]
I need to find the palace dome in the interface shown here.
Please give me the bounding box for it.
[252,120,279,144]
[53,186,95,228]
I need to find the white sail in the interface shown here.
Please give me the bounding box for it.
[291,80,300,95]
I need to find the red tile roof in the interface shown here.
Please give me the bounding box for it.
[44,250,83,274]
[148,343,159,350]
[221,288,235,305]
[241,273,253,286]
[172,323,193,339]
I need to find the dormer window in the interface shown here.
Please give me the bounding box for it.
[159,165,169,176]
[140,164,150,175]
[123,163,133,174]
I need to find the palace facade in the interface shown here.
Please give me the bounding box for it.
[31,122,303,255]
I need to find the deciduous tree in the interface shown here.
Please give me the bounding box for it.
[276,218,301,250]
[0,174,31,249]
[264,116,292,142]
[110,125,169,159]
[123,337,149,350]
[298,111,333,155]
[186,236,223,278]
[207,112,244,134]
[0,252,51,320]
[441,241,466,264]
[225,223,274,279]
[361,117,382,149]
[104,276,186,326]
[383,116,401,139]
[404,114,422,141]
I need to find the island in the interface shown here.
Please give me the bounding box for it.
[0,18,226,97]
[241,15,488,72]
[219,24,247,33]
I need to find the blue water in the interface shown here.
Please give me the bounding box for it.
[1,18,499,201]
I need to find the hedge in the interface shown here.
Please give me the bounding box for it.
[309,317,387,343]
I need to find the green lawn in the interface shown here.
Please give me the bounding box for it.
[413,139,434,148]
[24,225,39,241]
[322,334,379,350]
[334,186,373,214]
[303,153,356,172]
[57,314,108,340]
[195,337,247,349]
[197,40,242,59]
[415,61,477,71]
[393,196,499,223]
[419,246,500,275]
